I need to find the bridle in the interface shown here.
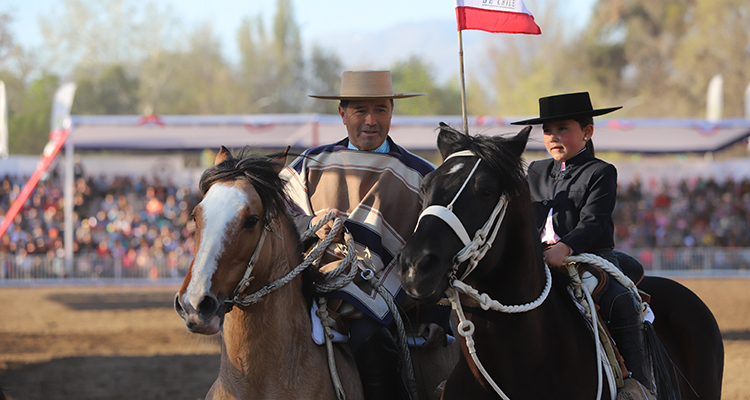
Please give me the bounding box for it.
[224,223,274,309]
[416,150,510,281]
[415,148,553,400]
[223,219,319,310]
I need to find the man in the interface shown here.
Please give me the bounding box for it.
[282,70,450,400]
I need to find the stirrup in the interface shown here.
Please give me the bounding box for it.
[616,377,656,400]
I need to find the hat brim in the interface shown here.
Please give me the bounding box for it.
[309,92,426,100]
[510,106,622,125]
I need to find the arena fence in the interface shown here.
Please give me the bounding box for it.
[1,247,749,286]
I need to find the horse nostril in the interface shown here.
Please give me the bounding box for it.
[174,293,184,313]
[197,295,219,317]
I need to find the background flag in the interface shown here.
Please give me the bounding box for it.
[455,0,541,35]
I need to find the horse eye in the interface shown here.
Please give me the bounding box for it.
[479,187,496,199]
[244,216,260,229]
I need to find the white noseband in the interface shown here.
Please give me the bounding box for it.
[415,150,509,280]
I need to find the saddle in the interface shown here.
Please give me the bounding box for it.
[572,250,648,303]
[566,250,654,393]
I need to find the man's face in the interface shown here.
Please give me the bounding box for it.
[339,98,392,151]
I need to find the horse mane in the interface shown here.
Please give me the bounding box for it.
[439,124,529,197]
[199,146,289,224]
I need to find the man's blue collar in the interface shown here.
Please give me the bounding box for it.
[348,139,390,153]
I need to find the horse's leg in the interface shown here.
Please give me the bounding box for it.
[410,342,460,400]
[441,356,494,400]
[332,343,365,400]
[640,276,724,400]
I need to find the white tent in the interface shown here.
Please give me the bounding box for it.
[69,114,750,154]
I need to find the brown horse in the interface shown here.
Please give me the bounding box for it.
[397,124,724,400]
[174,147,363,399]
[175,146,458,400]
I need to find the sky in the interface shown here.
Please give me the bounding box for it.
[2,0,595,83]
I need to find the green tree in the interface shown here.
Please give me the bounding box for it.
[580,0,696,116]
[237,0,306,113]
[39,0,179,76]
[479,0,604,116]
[0,12,14,63]
[144,25,244,115]
[8,74,59,154]
[306,45,343,114]
[0,12,24,116]
[390,56,462,116]
[580,0,750,117]
[672,0,750,117]
[71,64,139,115]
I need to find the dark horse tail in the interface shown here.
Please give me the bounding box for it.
[644,321,680,400]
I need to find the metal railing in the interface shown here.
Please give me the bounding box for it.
[0,252,192,285]
[627,247,750,277]
[1,247,749,285]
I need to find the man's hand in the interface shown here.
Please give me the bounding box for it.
[417,323,447,347]
[543,241,571,269]
[310,208,345,241]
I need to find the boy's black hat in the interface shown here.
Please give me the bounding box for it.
[511,92,621,125]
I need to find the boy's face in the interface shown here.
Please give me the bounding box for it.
[542,119,593,162]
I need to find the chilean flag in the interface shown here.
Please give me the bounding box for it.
[455,0,541,35]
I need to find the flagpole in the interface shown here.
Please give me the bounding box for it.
[454,0,541,134]
[457,30,469,135]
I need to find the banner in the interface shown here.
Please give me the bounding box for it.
[51,82,77,131]
[455,0,541,34]
[0,81,7,159]
[706,74,723,123]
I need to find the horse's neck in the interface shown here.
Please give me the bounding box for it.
[220,225,312,381]
[466,197,593,353]
[472,198,546,303]
[222,283,309,365]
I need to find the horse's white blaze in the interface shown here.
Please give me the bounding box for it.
[447,163,465,175]
[185,184,248,310]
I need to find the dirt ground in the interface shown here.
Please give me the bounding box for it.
[0,278,748,400]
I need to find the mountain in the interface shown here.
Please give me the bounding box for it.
[307,19,491,85]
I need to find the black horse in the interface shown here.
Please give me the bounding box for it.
[397,124,724,399]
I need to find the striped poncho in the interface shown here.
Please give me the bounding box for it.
[281,137,435,324]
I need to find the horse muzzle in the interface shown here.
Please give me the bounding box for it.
[397,251,450,304]
[174,291,224,335]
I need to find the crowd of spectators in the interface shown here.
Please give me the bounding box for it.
[2,172,750,279]
[614,176,750,249]
[0,173,200,279]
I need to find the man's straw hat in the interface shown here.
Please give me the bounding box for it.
[309,70,425,100]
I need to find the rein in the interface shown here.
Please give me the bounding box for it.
[223,211,418,400]
[224,211,346,309]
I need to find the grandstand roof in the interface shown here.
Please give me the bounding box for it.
[69,114,750,154]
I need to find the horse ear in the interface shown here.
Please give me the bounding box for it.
[214,146,232,166]
[508,126,532,158]
[270,146,290,173]
[437,122,465,161]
